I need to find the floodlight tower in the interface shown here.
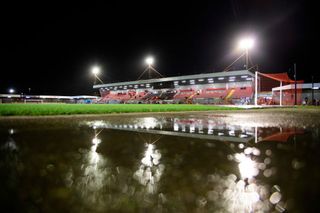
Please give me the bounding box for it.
[137,56,164,80]
[8,88,15,94]
[223,37,256,72]
[239,38,254,70]
[91,66,104,84]
[145,57,154,79]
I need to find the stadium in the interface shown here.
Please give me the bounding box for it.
[92,67,315,105]
[93,70,254,104]
[94,70,254,104]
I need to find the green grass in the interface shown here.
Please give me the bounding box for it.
[296,105,320,109]
[0,103,240,116]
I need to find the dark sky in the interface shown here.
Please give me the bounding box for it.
[1,0,316,95]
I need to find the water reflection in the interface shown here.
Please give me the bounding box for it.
[90,136,101,166]
[1,113,318,212]
[206,174,266,212]
[236,153,259,179]
[143,117,158,129]
[232,150,269,212]
[67,123,167,210]
[133,143,164,194]
[65,129,109,208]
[1,128,18,151]
[87,117,305,144]
[205,143,284,212]
[89,118,303,212]
[85,117,301,212]
[225,137,287,212]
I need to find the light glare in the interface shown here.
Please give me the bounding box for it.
[239,38,255,50]
[236,153,259,179]
[92,66,100,75]
[145,57,154,65]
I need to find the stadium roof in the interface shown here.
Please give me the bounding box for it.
[93,70,254,89]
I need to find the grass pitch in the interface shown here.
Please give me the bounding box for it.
[0,103,240,116]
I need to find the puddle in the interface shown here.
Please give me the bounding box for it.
[1,112,319,212]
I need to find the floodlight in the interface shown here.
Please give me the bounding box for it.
[9,88,15,94]
[145,57,154,66]
[92,66,100,75]
[239,38,254,50]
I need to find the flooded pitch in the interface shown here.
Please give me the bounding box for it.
[1,110,320,212]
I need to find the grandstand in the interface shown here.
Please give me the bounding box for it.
[93,70,255,104]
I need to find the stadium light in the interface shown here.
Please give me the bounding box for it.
[145,57,154,66]
[92,66,100,75]
[137,56,163,80]
[239,38,254,50]
[223,37,256,72]
[9,88,15,94]
[239,37,255,70]
[91,66,104,84]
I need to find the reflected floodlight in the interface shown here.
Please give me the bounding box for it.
[145,57,154,66]
[9,88,15,94]
[92,66,100,75]
[239,38,255,50]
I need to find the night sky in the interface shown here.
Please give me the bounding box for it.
[1,1,316,95]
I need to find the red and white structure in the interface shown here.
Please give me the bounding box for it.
[93,70,256,104]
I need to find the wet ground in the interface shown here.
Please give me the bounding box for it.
[1,109,320,212]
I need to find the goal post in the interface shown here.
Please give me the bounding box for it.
[254,72,303,106]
